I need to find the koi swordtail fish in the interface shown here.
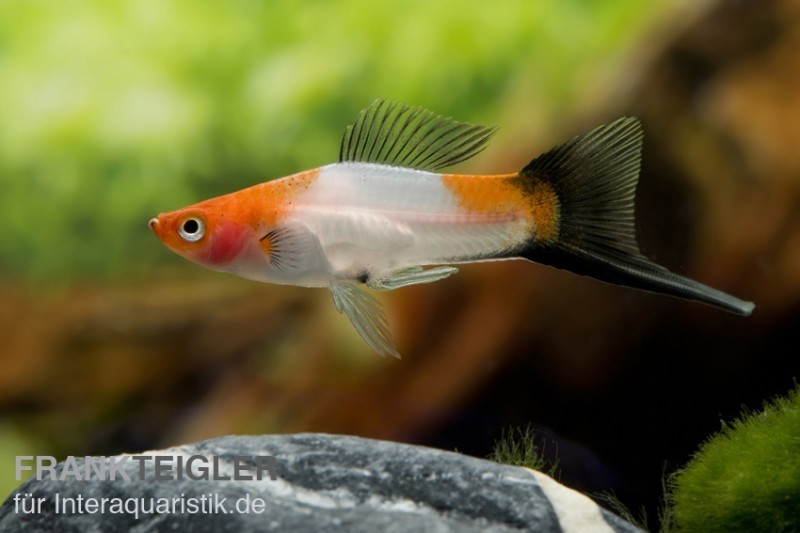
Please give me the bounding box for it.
[149,99,754,357]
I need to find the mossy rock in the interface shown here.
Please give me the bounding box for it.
[671,386,800,532]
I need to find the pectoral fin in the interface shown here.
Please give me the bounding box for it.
[260,222,320,273]
[330,281,401,358]
[368,266,458,291]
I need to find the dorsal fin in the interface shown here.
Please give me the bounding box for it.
[339,99,496,171]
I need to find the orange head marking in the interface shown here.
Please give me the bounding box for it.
[149,204,249,267]
[150,169,319,269]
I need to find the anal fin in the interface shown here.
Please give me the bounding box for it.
[368,266,458,291]
[330,281,401,358]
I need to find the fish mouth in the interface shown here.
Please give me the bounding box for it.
[148,217,159,233]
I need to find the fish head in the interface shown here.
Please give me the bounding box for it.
[149,200,251,270]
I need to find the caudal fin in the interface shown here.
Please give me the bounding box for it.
[516,116,754,315]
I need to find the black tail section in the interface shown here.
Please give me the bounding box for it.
[520,116,754,315]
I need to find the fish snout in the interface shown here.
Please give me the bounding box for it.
[148,217,159,233]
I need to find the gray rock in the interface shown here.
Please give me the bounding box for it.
[0,433,642,532]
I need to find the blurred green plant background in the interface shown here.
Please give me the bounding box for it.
[3,1,800,530]
[0,0,671,278]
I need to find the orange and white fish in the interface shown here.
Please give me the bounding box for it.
[149,99,754,357]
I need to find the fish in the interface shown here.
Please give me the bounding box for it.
[149,99,755,357]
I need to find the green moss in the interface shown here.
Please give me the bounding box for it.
[488,424,559,478]
[671,386,800,532]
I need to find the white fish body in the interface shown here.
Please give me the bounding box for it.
[281,162,530,285]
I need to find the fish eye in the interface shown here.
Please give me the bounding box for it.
[178,217,205,242]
